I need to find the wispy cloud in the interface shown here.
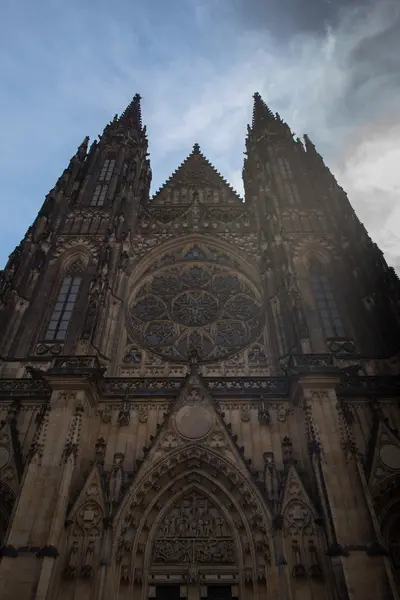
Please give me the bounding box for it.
[0,0,399,270]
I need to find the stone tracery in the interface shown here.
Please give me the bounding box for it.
[128,261,262,362]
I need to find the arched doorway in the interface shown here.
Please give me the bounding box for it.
[112,445,273,600]
[149,490,239,600]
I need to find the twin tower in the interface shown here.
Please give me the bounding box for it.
[0,93,399,600]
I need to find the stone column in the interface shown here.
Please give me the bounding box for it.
[294,374,398,600]
[0,361,99,600]
[34,400,84,600]
[0,389,75,600]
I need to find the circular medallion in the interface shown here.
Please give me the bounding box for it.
[379,444,400,470]
[0,446,10,470]
[175,405,213,439]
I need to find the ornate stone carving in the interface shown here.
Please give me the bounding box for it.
[97,376,288,397]
[209,431,226,448]
[76,502,102,537]
[107,453,124,506]
[117,399,130,426]
[153,493,235,564]
[146,242,244,274]
[161,431,180,449]
[258,400,270,425]
[284,501,314,536]
[59,391,77,405]
[64,541,79,579]
[80,540,95,578]
[240,406,250,422]
[127,263,262,363]
[123,346,142,364]
[137,404,149,423]
[35,342,62,356]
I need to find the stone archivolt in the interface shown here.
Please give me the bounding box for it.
[113,456,270,588]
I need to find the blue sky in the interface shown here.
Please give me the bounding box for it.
[1,0,399,270]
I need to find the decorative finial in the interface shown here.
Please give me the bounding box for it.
[192,143,201,154]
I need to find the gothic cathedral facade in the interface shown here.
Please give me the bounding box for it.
[0,94,400,600]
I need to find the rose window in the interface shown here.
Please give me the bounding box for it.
[128,263,262,362]
[172,291,219,326]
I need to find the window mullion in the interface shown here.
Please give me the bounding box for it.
[45,276,82,342]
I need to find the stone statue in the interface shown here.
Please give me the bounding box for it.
[81,540,95,578]
[64,540,79,579]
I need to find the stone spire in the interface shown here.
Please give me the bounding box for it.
[118,93,143,131]
[101,93,147,143]
[251,92,275,131]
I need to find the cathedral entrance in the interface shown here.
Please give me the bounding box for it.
[149,492,239,600]
[153,584,234,600]
[155,586,181,600]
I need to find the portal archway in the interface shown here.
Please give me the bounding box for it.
[112,445,273,600]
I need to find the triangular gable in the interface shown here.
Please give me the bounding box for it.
[67,466,106,523]
[150,144,243,205]
[279,464,318,536]
[368,420,400,494]
[135,366,255,479]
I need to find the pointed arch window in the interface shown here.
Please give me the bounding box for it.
[277,157,293,179]
[91,184,108,206]
[309,261,345,338]
[45,275,82,341]
[99,158,116,182]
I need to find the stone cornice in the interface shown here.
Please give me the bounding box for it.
[0,355,399,401]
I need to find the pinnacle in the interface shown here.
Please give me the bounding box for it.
[304,134,315,150]
[118,93,143,129]
[192,143,201,155]
[252,91,275,128]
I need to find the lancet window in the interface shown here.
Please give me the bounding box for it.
[45,275,82,341]
[90,184,108,207]
[277,157,293,179]
[309,261,345,338]
[98,158,116,182]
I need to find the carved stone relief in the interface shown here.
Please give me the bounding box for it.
[152,493,236,564]
[284,501,314,535]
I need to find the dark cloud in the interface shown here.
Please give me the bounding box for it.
[222,0,400,271]
[346,15,400,105]
[228,0,369,39]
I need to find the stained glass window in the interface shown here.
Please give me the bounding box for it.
[91,184,108,206]
[45,276,82,341]
[99,158,116,182]
[310,263,345,338]
[128,264,262,362]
